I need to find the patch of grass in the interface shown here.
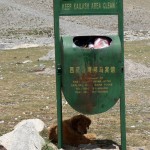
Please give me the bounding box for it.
[0,46,57,135]
[125,40,150,67]
[42,145,54,150]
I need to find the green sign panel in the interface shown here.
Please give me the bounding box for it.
[61,35,121,114]
[60,0,119,15]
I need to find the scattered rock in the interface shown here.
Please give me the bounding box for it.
[35,68,55,75]
[125,59,150,80]
[22,60,32,64]
[16,60,32,64]
[0,121,4,124]
[0,119,45,150]
[0,76,3,80]
[14,119,45,132]
[38,50,55,61]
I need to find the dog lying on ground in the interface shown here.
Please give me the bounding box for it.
[48,114,96,146]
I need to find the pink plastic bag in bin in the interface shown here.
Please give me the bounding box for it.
[94,38,110,49]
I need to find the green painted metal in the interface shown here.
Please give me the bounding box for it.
[61,35,121,114]
[53,0,63,148]
[60,0,119,15]
[53,0,126,149]
[118,0,127,149]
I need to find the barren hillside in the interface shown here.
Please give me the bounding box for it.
[0,0,150,49]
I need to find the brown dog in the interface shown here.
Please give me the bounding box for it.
[48,114,96,146]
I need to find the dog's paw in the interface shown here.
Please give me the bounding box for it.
[84,133,97,140]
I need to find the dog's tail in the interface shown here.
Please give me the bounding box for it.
[48,125,58,143]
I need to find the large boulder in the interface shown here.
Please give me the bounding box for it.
[0,119,45,150]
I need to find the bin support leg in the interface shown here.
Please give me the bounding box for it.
[56,65,63,148]
[120,91,126,150]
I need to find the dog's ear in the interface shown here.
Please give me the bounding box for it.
[70,115,91,130]
[86,118,91,127]
[83,116,91,129]
[70,115,81,131]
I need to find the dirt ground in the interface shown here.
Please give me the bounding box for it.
[0,0,150,150]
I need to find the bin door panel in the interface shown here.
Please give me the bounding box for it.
[61,36,121,114]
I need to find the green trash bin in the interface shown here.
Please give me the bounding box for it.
[61,35,122,114]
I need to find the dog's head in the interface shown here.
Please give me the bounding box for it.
[70,114,91,134]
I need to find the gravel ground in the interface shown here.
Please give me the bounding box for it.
[0,0,150,49]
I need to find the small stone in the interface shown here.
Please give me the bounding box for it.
[0,120,4,124]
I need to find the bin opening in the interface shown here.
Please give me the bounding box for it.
[73,36,112,49]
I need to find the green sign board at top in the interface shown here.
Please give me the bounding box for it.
[60,0,119,15]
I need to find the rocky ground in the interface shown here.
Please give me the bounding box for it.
[0,0,150,49]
